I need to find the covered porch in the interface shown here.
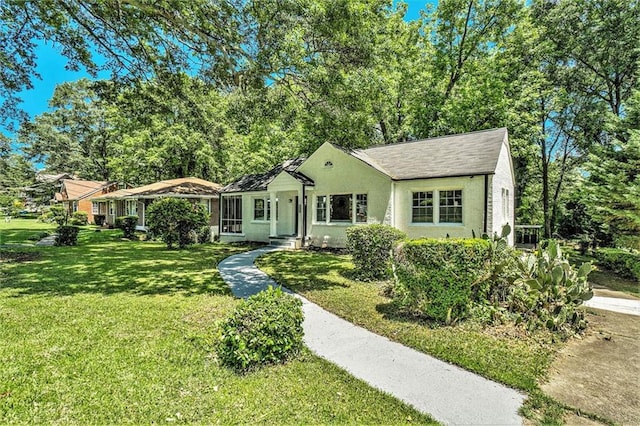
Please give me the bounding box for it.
[265,171,313,248]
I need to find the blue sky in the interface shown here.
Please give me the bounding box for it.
[10,1,430,126]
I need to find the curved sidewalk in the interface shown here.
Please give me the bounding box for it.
[218,247,525,425]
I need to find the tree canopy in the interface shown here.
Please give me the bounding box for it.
[2,0,639,247]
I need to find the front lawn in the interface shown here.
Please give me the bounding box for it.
[1,226,432,424]
[256,250,558,392]
[0,217,56,245]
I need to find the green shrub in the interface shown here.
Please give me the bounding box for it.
[70,211,89,226]
[116,215,138,239]
[216,286,304,372]
[392,238,491,323]
[346,224,407,281]
[50,205,69,226]
[196,225,212,244]
[595,248,640,281]
[38,211,53,223]
[146,198,209,249]
[27,231,51,241]
[514,241,593,335]
[55,225,80,246]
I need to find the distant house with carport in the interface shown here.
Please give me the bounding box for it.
[91,177,222,233]
[219,128,515,248]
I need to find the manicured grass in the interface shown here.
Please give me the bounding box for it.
[256,251,558,392]
[1,229,433,424]
[0,218,56,245]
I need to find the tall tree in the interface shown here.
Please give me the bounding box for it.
[19,79,116,180]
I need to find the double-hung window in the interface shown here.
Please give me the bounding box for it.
[355,194,367,223]
[316,196,327,222]
[253,197,272,221]
[254,198,266,221]
[439,190,462,223]
[222,196,243,233]
[412,191,433,223]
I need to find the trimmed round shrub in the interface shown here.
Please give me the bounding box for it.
[55,225,80,246]
[70,211,89,226]
[116,215,138,239]
[346,224,407,281]
[216,286,304,372]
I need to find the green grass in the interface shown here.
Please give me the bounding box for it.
[567,248,640,297]
[256,251,557,392]
[0,218,56,245]
[1,223,433,424]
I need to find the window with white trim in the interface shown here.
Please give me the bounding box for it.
[109,202,114,215]
[316,195,327,222]
[253,197,272,221]
[126,200,137,216]
[92,203,99,214]
[502,188,510,218]
[439,190,463,223]
[355,194,367,223]
[412,191,433,223]
[222,196,242,233]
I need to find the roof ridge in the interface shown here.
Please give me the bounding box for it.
[364,127,507,151]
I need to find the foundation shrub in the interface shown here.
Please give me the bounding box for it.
[346,224,407,281]
[116,215,138,239]
[69,211,88,226]
[594,248,640,281]
[216,286,304,372]
[392,238,491,323]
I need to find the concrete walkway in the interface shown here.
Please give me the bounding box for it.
[35,235,57,246]
[218,247,525,425]
[585,296,640,316]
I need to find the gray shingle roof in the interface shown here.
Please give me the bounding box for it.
[221,158,313,193]
[354,127,508,180]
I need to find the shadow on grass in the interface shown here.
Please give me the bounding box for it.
[1,238,256,298]
[375,300,438,327]
[257,251,351,292]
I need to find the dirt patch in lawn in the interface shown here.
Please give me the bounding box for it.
[541,308,640,424]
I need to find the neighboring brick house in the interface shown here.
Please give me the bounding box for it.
[54,179,119,224]
[90,177,221,233]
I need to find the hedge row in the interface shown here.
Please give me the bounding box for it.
[595,248,640,282]
[392,238,491,323]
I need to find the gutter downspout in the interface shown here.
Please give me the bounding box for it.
[483,174,489,235]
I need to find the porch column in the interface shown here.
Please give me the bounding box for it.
[142,202,145,228]
[269,191,277,237]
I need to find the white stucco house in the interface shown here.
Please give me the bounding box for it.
[219,127,515,248]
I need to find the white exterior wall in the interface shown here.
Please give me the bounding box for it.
[490,141,515,245]
[298,143,392,248]
[220,191,271,243]
[394,176,486,240]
